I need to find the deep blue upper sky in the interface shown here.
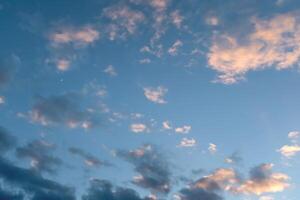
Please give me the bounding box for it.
[1,0,300,200]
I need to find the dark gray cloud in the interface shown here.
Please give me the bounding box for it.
[69,147,111,168]
[82,179,153,200]
[16,140,62,174]
[29,93,100,129]
[0,126,16,154]
[178,188,223,200]
[116,144,172,194]
[0,157,75,200]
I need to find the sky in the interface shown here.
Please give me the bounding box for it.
[1,0,300,200]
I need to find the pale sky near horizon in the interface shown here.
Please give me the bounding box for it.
[1,0,300,200]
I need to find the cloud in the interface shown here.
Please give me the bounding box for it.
[139,58,151,64]
[16,140,62,174]
[288,131,300,140]
[116,144,171,194]
[177,138,197,148]
[50,25,99,47]
[224,152,243,165]
[0,96,4,104]
[0,126,16,155]
[104,65,117,76]
[177,188,223,200]
[208,143,217,154]
[171,10,183,28]
[175,125,191,134]
[82,179,153,200]
[130,123,148,133]
[168,40,183,56]
[0,188,23,200]
[162,121,172,130]
[205,16,219,26]
[103,5,145,40]
[260,196,274,200]
[0,157,75,200]
[208,13,300,84]
[277,144,300,158]
[69,147,111,168]
[56,58,71,71]
[29,93,100,129]
[143,86,168,104]
[235,163,290,195]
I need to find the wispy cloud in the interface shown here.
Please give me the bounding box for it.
[143,86,168,104]
[104,65,117,76]
[175,125,191,134]
[130,123,148,133]
[177,138,197,148]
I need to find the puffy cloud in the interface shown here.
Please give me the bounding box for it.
[177,138,197,148]
[288,131,300,140]
[162,121,172,130]
[208,13,300,84]
[277,144,300,158]
[130,123,148,133]
[103,5,145,40]
[56,58,71,71]
[50,25,99,47]
[205,16,219,26]
[69,147,111,168]
[0,126,16,155]
[116,144,171,194]
[29,93,100,129]
[0,96,4,104]
[104,65,117,76]
[235,163,290,195]
[16,140,62,174]
[171,10,183,28]
[168,40,183,56]
[175,125,191,134]
[208,143,217,154]
[143,86,168,104]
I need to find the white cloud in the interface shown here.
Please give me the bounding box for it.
[168,40,183,56]
[104,65,117,76]
[205,16,219,26]
[130,123,148,133]
[260,196,274,200]
[171,10,183,28]
[288,131,300,140]
[50,26,99,47]
[56,59,71,71]
[175,125,191,134]
[278,144,300,157]
[0,96,5,104]
[143,86,168,104]
[208,13,300,84]
[208,143,217,154]
[139,58,151,64]
[162,121,172,130]
[177,138,196,147]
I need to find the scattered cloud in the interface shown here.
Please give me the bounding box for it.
[56,58,71,71]
[208,143,217,154]
[50,25,99,47]
[104,65,117,76]
[130,123,148,133]
[139,58,151,64]
[116,144,171,194]
[162,121,172,130]
[208,13,300,84]
[177,138,197,148]
[175,125,191,134]
[16,140,62,174]
[278,144,300,158]
[103,5,145,40]
[143,86,168,104]
[171,10,183,28]
[69,147,111,168]
[168,40,183,56]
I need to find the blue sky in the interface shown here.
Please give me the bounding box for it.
[1,0,300,200]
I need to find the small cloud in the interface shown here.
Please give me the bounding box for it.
[260,196,274,200]
[168,40,183,56]
[143,86,168,104]
[177,138,197,148]
[175,125,191,134]
[104,65,117,76]
[225,152,243,165]
[130,123,148,133]
[170,10,183,28]
[288,131,300,140]
[278,144,300,158]
[56,58,71,71]
[0,96,5,104]
[205,16,219,26]
[139,58,151,64]
[162,121,172,130]
[208,143,217,154]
